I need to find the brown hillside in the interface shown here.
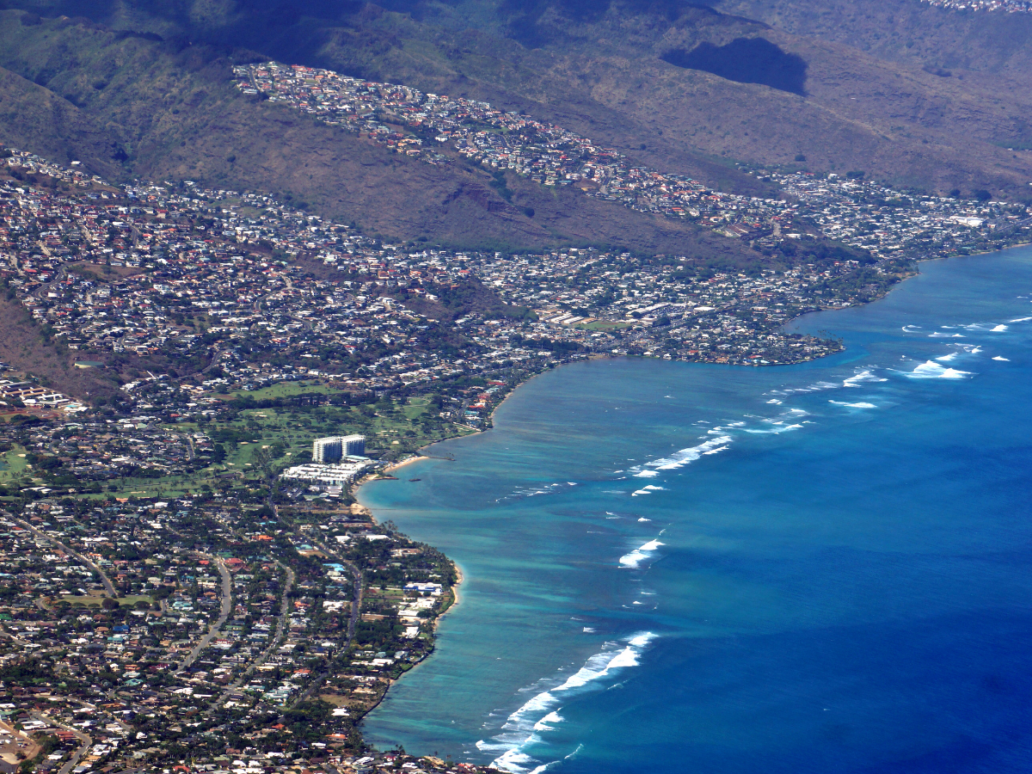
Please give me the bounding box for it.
[0,66,121,179]
[0,11,767,262]
[0,292,121,400]
[300,3,1032,199]
[713,0,1032,78]
[4,0,1032,199]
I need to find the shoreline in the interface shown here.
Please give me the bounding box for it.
[349,242,1031,758]
[441,563,462,623]
[358,565,464,739]
[383,455,429,475]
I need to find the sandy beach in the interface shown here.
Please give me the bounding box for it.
[441,563,463,622]
[383,455,429,475]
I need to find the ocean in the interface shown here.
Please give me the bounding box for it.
[359,247,1032,774]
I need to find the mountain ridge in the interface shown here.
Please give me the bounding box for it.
[3,1,1032,200]
[0,10,771,262]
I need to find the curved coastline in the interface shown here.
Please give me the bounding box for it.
[349,245,1029,764]
[351,253,911,740]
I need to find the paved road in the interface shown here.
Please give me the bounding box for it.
[30,711,91,774]
[177,557,232,673]
[285,527,364,707]
[14,517,117,597]
[212,561,295,706]
[26,266,67,300]
[0,628,29,647]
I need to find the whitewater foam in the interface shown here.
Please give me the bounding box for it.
[791,380,839,394]
[533,712,564,732]
[702,445,729,455]
[843,370,888,388]
[632,436,732,477]
[630,488,651,497]
[993,356,1010,362]
[479,634,657,772]
[619,540,665,568]
[742,423,803,435]
[903,361,974,380]
[829,400,877,409]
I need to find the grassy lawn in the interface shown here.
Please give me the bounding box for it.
[401,396,432,420]
[577,320,630,331]
[318,694,350,708]
[0,445,28,482]
[105,396,464,498]
[229,381,335,400]
[223,398,456,461]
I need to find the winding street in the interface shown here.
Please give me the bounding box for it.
[12,516,117,597]
[29,711,91,774]
[212,561,295,707]
[176,556,232,673]
[281,519,365,707]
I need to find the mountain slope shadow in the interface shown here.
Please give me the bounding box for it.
[661,37,808,95]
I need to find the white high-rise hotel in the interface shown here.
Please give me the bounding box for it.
[312,435,366,464]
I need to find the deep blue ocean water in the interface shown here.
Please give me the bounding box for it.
[359,247,1032,774]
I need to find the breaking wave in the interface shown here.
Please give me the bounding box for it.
[500,481,580,502]
[843,370,887,388]
[964,322,1009,333]
[619,540,665,568]
[632,436,732,477]
[631,485,666,497]
[477,634,657,773]
[742,422,803,435]
[902,361,974,380]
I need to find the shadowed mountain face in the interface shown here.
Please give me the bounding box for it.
[711,0,1032,78]
[0,0,1031,206]
[661,37,807,95]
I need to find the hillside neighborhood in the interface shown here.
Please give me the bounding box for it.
[234,62,1032,266]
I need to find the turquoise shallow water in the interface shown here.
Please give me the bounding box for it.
[360,247,1032,773]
